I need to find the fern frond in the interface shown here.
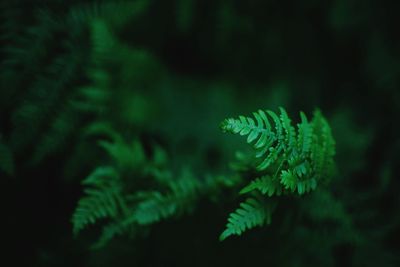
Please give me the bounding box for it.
[280,170,317,195]
[134,191,179,225]
[221,107,335,196]
[280,170,297,192]
[98,136,146,171]
[220,198,273,241]
[221,110,275,152]
[134,169,200,225]
[311,110,336,182]
[220,107,335,240]
[297,111,313,154]
[279,107,296,148]
[72,166,126,235]
[91,219,135,250]
[240,175,282,197]
[220,107,336,240]
[222,108,296,171]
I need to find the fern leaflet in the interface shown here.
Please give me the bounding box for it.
[72,166,126,235]
[220,198,273,241]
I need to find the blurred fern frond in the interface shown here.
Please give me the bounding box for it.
[72,166,126,235]
[71,128,232,248]
[0,1,152,169]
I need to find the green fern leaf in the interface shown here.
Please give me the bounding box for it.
[311,110,336,182]
[98,136,146,171]
[240,176,282,196]
[279,107,296,147]
[134,191,179,225]
[220,198,272,241]
[134,169,200,225]
[297,111,313,154]
[280,170,297,192]
[72,166,125,235]
[221,110,275,153]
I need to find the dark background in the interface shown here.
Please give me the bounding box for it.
[1,0,400,266]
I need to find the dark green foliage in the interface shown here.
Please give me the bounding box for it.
[0,1,151,168]
[72,126,233,248]
[2,1,400,267]
[1,6,91,166]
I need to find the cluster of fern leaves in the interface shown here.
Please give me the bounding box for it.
[219,107,336,240]
[72,125,233,248]
[72,107,336,247]
[2,0,338,255]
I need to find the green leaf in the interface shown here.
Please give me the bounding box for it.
[240,176,282,196]
[220,198,272,241]
[72,166,124,235]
